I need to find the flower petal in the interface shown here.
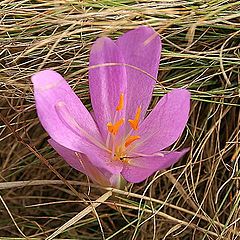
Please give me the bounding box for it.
[32,70,122,173]
[116,26,161,122]
[134,89,190,154]
[31,70,103,153]
[89,37,127,140]
[48,139,85,172]
[121,148,189,183]
[49,139,112,186]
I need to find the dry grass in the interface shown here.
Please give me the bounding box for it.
[0,0,240,239]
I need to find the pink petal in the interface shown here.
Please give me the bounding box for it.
[32,70,103,153]
[135,89,190,154]
[121,149,189,183]
[48,139,85,172]
[116,26,161,123]
[89,37,127,140]
[32,70,121,172]
[49,139,113,186]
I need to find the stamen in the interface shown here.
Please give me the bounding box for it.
[128,106,141,130]
[116,93,124,111]
[125,135,140,147]
[107,118,124,135]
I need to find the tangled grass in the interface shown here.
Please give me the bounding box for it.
[0,0,239,239]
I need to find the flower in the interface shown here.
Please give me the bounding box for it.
[31,26,190,188]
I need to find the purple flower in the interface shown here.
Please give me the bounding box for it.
[31,26,190,187]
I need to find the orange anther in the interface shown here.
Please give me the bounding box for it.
[107,118,124,135]
[128,106,141,130]
[125,135,140,147]
[116,93,124,111]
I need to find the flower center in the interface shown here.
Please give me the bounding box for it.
[106,93,141,162]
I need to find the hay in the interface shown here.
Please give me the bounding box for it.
[0,0,239,238]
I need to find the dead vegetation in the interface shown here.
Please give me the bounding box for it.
[0,0,239,239]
